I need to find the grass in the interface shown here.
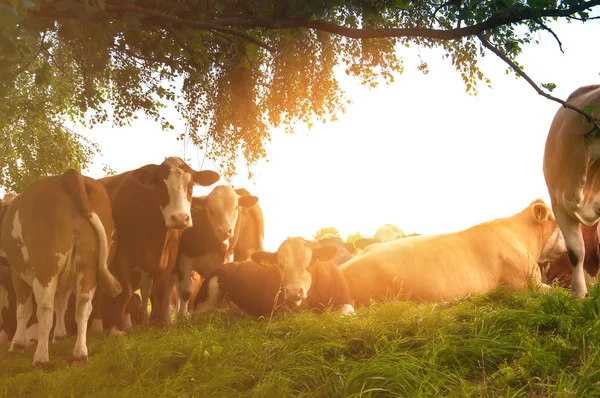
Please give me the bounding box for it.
[2,285,600,397]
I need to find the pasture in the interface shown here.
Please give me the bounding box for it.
[2,285,600,397]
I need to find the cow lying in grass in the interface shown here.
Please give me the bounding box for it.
[340,199,567,305]
[193,237,355,318]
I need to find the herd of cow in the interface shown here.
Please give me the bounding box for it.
[0,84,599,367]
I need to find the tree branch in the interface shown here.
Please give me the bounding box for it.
[11,30,47,80]
[104,5,276,52]
[535,18,564,53]
[477,34,599,128]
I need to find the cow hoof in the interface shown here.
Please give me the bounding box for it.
[52,335,67,344]
[109,327,126,337]
[570,290,588,299]
[9,342,25,353]
[70,354,88,363]
[32,359,49,367]
[338,304,356,316]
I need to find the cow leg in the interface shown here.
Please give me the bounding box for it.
[110,265,132,337]
[72,271,96,361]
[8,276,33,353]
[177,255,193,318]
[52,289,72,342]
[138,272,152,326]
[193,276,223,318]
[555,206,588,298]
[31,276,58,365]
[89,291,104,333]
[149,272,174,325]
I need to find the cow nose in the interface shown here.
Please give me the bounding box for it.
[284,286,305,301]
[169,213,190,228]
[217,226,234,239]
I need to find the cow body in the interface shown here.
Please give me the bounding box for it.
[193,237,355,318]
[340,199,567,305]
[541,222,599,287]
[93,157,219,334]
[543,84,600,298]
[0,169,121,364]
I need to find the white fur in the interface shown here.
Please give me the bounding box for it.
[9,294,33,352]
[337,304,355,316]
[109,326,125,337]
[73,273,96,360]
[32,275,59,365]
[194,277,221,316]
[11,210,29,263]
[52,288,72,342]
[161,168,192,228]
[25,323,38,347]
[540,227,567,263]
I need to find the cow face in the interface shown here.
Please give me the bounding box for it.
[531,199,568,263]
[252,237,337,306]
[131,157,220,229]
[192,186,258,246]
[374,224,406,243]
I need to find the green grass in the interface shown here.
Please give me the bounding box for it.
[3,285,600,397]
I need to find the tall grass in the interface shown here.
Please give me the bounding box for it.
[2,285,600,397]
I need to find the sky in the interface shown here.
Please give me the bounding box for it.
[15,16,600,251]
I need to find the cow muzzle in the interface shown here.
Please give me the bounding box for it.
[284,285,307,305]
[167,212,192,229]
[215,226,234,242]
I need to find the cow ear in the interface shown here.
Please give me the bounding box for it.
[532,202,550,223]
[354,238,380,251]
[313,245,337,262]
[251,251,277,267]
[131,165,157,187]
[344,242,356,255]
[193,170,220,187]
[191,197,208,211]
[238,195,258,208]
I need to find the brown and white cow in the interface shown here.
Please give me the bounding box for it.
[353,224,407,251]
[173,186,258,317]
[317,234,356,266]
[91,157,219,335]
[0,169,121,364]
[193,237,355,318]
[543,84,600,298]
[540,222,599,287]
[340,199,567,305]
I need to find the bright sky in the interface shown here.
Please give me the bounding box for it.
[12,17,600,251]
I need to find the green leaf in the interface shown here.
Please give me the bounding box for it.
[541,82,557,92]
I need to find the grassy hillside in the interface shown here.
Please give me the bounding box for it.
[2,285,600,397]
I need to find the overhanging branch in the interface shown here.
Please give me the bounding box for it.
[477,34,600,127]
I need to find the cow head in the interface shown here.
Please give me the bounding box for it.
[317,235,355,266]
[131,157,220,229]
[354,224,407,251]
[192,186,258,246]
[529,199,567,263]
[251,237,337,306]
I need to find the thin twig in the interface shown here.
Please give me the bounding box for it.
[535,18,564,53]
[11,30,47,80]
[477,34,599,126]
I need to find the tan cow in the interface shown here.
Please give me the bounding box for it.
[92,157,219,335]
[232,188,265,262]
[340,199,567,305]
[0,169,121,364]
[193,237,355,318]
[543,84,600,298]
[354,224,407,251]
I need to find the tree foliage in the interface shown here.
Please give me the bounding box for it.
[314,226,341,241]
[1,0,599,190]
[345,231,364,244]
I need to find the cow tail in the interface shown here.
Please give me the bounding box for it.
[63,169,122,297]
